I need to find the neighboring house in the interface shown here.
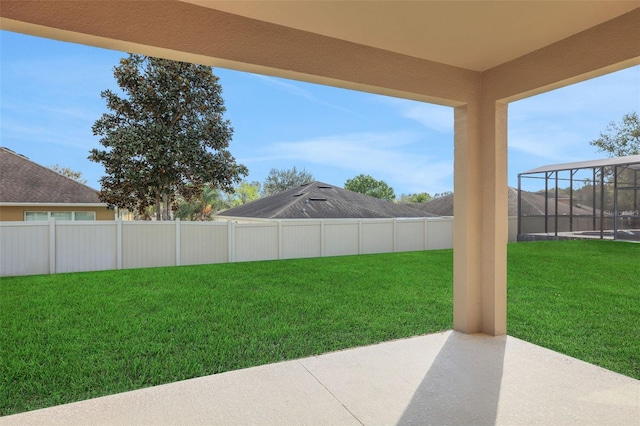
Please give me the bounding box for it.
[217,181,439,219]
[411,187,596,217]
[0,147,114,221]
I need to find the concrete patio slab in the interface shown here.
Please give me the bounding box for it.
[1,330,638,425]
[301,331,639,425]
[0,360,361,426]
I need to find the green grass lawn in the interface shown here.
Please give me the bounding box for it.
[1,240,638,415]
[507,240,639,379]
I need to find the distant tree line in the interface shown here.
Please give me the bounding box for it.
[88,56,635,221]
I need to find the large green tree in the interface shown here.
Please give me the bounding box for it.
[344,174,395,200]
[89,54,247,220]
[262,166,314,196]
[590,111,639,157]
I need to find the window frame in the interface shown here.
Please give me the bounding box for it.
[24,211,97,221]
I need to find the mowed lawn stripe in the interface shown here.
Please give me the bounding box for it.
[1,250,453,415]
[1,240,638,416]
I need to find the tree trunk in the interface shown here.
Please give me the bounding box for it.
[155,193,162,221]
[163,195,171,221]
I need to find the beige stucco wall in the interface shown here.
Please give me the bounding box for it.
[0,205,115,221]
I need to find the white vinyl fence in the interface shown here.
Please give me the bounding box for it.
[0,217,518,277]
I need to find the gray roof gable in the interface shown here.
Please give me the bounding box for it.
[0,147,102,204]
[219,181,438,219]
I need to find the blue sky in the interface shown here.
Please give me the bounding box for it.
[1,30,638,197]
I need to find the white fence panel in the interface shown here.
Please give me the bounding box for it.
[56,222,117,273]
[180,222,229,266]
[361,220,394,254]
[427,217,454,249]
[282,221,322,259]
[234,222,279,262]
[122,221,176,269]
[396,219,426,252]
[1,216,519,277]
[323,221,359,256]
[0,222,50,276]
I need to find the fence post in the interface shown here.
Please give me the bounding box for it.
[320,220,325,257]
[175,218,181,266]
[424,217,428,250]
[358,220,362,254]
[116,219,123,270]
[278,220,283,259]
[393,218,397,252]
[49,219,56,274]
[227,220,234,263]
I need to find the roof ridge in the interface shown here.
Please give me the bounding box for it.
[0,147,102,204]
[0,147,100,192]
[218,180,433,219]
[269,181,335,217]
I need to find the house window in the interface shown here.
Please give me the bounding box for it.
[25,211,49,221]
[74,211,96,221]
[51,211,72,221]
[24,211,96,221]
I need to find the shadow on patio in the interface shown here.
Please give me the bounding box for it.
[397,332,505,425]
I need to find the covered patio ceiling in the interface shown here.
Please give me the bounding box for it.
[2,1,638,105]
[187,1,638,72]
[1,1,639,336]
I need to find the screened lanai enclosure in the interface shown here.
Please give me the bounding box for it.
[517,156,640,242]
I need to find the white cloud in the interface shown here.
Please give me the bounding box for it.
[252,74,355,114]
[401,103,454,133]
[379,97,454,133]
[245,131,453,194]
[508,65,640,176]
[509,133,586,164]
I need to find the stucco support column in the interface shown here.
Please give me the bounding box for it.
[453,99,508,336]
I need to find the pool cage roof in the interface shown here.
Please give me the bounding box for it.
[517,155,640,241]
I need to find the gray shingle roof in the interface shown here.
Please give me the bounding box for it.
[507,187,597,216]
[218,181,438,219]
[409,187,597,216]
[0,147,102,204]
